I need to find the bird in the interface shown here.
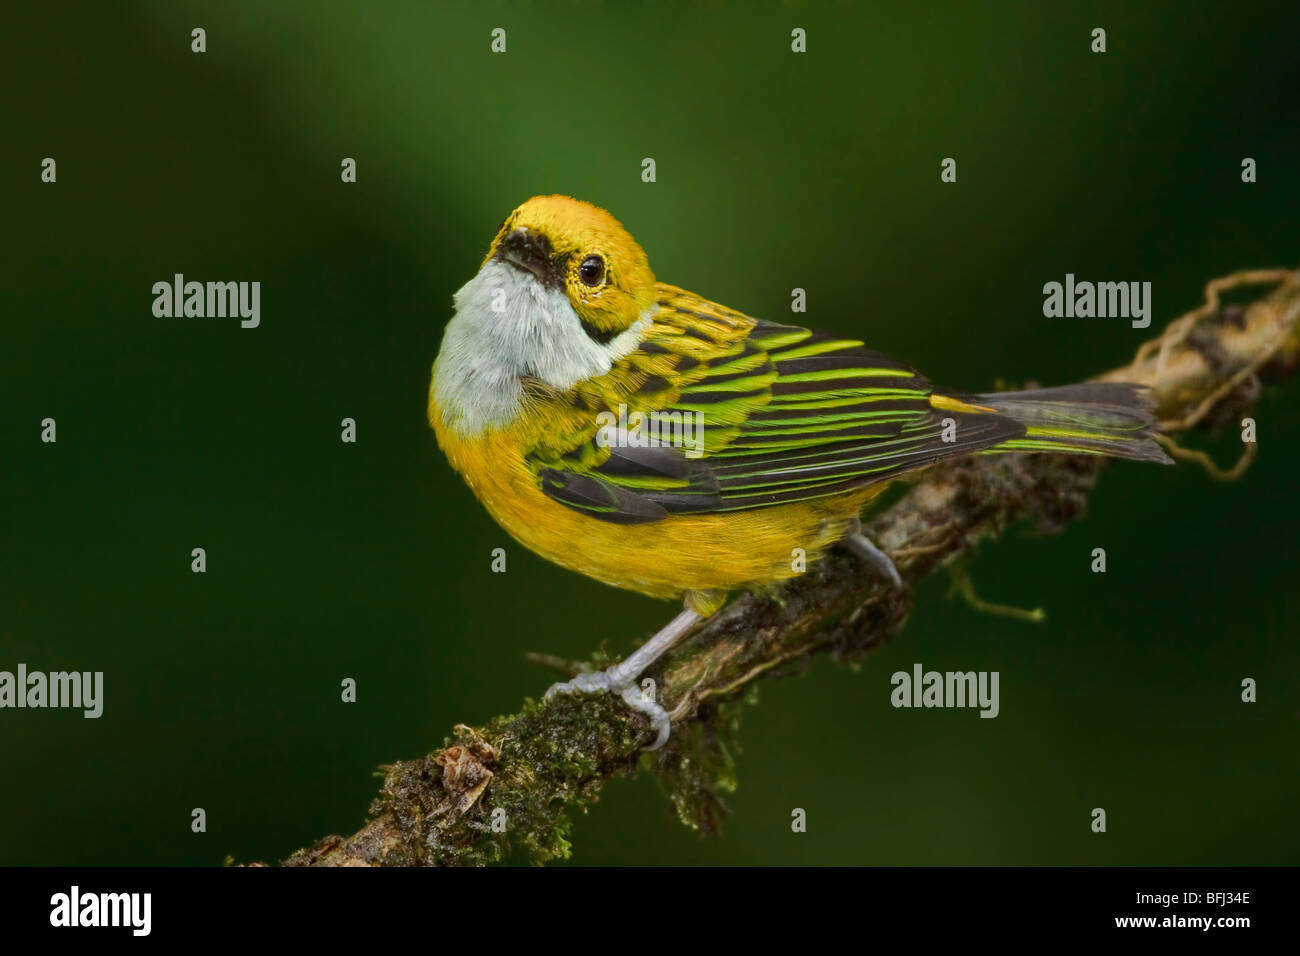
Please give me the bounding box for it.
[428,195,1170,748]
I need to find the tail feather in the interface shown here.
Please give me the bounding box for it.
[973,383,1172,464]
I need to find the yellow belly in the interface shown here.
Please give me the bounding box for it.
[431,403,886,608]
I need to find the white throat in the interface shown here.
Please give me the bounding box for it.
[432,259,650,437]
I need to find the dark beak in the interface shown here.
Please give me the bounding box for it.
[494,227,561,288]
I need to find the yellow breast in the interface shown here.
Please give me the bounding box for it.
[429,393,885,607]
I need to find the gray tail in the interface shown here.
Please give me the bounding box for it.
[974,382,1172,464]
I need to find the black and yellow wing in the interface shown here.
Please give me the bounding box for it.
[528,287,1025,524]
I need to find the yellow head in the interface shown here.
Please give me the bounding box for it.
[433,196,658,437]
[484,195,657,341]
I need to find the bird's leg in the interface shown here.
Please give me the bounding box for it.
[544,606,702,750]
[843,518,904,588]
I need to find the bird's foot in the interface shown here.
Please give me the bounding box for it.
[541,607,702,751]
[844,525,904,588]
[545,669,673,750]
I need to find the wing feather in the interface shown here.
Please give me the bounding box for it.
[527,297,1024,522]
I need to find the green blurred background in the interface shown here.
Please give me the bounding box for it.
[3,1,1297,866]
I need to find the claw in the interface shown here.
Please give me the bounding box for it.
[619,682,672,751]
[845,530,903,588]
[544,671,613,698]
[541,606,702,749]
[544,669,672,750]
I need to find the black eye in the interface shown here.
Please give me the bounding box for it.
[578,255,606,287]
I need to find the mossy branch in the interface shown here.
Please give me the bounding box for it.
[279,268,1300,867]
